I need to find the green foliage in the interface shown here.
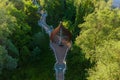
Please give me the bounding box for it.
[20,46,30,62]
[0,0,18,75]
[8,0,24,10]
[0,46,17,72]
[30,47,41,61]
[10,48,55,80]
[74,0,95,25]
[6,40,19,57]
[10,6,32,48]
[4,54,17,70]
[66,45,92,80]
[88,41,120,80]
[33,32,49,50]
[76,5,120,59]
[0,1,16,39]
[63,0,76,21]
[73,0,95,39]
[0,46,7,74]
[43,0,66,26]
[1,0,120,80]
[76,1,120,79]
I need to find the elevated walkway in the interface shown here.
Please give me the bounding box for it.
[37,3,72,80]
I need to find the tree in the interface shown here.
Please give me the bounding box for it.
[73,0,95,39]
[76,1,120,79]
[0,0,18,74]
[88,41,120,80]
[42,0,66,26]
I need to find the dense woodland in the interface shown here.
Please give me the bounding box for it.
[0,0,120,80]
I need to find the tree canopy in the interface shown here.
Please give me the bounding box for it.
[0,0,120,80]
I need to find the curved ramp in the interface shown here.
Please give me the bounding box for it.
[37,8,72,80]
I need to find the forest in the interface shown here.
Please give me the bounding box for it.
[0,0,120,80]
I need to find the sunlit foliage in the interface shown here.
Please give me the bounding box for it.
[0,0,18,75]
[76,1,120,79]
[0,0,120,80]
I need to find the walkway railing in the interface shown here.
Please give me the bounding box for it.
[38,9,68,80]
[32,0,72,80]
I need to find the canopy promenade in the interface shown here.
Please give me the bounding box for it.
[38,10,72,80]
[33,0,72,80]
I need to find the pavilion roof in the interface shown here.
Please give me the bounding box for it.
[50,22,72,42]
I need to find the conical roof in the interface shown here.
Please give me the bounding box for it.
[50,22,72,43]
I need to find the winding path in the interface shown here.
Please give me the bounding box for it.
[33,0,72,79]
[38,10,71,80]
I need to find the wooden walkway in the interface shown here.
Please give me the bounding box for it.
[50,42,69,63]
[38,10,71,80]
[32,1,72,79]
[50,40,71,80]
[54,63,66,80]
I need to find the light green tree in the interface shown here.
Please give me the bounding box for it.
[76,1,120,80]
[0,0,18,74]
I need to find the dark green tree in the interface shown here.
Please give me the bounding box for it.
[73,0,95,39]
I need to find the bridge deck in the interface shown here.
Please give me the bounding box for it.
[50,39,71,80]
[51,42,68,63]
[38,10,71,80]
